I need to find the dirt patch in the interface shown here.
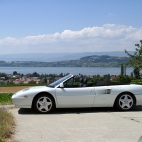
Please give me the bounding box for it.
[0,86,32,93]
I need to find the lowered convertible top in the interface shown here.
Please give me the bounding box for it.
[94,81,129,86]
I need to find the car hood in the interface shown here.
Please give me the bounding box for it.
[14,86,50,94]
[13,86,55,98]
[24,86,48,90]
[21,86,54,92]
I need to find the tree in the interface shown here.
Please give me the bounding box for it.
[133,67,140,79]
[115,75,131,84]
[103,74,110,81]
[121,64,124,76]
[13,71,18,75]
[44,77,47,83]
[59,73,63,77]
[28,81,36,84]
[125,40,142,69]
[130,72,133,77]
[32,72,40,77]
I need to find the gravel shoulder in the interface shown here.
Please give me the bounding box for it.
[9,107,142,142]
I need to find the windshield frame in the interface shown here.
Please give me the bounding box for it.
[47,74,73,88]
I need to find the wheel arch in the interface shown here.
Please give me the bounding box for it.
[113,91,137,107]
[31,92,56,109]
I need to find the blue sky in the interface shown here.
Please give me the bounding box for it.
[0,0,142,54]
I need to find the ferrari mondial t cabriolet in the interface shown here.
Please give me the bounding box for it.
[12,74,142,113]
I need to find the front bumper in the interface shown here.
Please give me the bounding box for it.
[12,94,33,108]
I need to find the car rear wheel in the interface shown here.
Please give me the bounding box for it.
[34,94,55,113]
[116,93,135,111]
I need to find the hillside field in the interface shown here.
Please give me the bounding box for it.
[0,86,31,93]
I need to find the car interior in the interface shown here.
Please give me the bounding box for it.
[62,77,129,88]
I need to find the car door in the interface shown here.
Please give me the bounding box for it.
[55,77,95,107]
[93,86,114,107]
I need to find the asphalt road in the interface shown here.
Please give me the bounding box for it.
[9,107,142,142]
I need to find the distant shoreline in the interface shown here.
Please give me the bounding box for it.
[0,55,130,67]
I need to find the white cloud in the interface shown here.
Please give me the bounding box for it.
[0,24,142,54]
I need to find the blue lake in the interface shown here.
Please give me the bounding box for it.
[0,67,133,75]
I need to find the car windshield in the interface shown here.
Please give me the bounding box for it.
[47,74,73,88]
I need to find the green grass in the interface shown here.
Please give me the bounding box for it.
[0,93,13,105]
[0,109,15,142]
[0,93,15,142]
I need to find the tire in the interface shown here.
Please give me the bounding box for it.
[115,93,135,111]
[33,94,55,114]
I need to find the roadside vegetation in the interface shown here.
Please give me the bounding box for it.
[0,109,15,142]
[0,93,15,142]
[0,93,13,105]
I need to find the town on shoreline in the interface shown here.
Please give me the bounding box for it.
[0,71,114,85]
[0,69,140,86]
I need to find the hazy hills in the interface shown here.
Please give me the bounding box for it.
[0,55,130,67]
[0,51,133,62]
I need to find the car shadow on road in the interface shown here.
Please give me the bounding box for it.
[18,106,142,115]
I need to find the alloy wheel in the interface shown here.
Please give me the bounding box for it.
[34,95,54,113]
[118,94,133,110]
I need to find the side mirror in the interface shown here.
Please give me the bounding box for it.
[59,83,64,88]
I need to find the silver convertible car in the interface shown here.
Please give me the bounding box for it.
[12,74,142,113]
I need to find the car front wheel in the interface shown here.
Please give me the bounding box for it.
[34,94,55,113]
[116,93,135,111]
